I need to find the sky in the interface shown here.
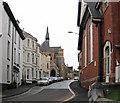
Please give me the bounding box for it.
[4,0,80,70]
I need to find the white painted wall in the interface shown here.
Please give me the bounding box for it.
[0,2,24,85]
[1,4,12,84]
[0,0,3,84]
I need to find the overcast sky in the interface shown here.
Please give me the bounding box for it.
[4,0,79,70]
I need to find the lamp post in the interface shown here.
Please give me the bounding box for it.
[0,33,2,37]
[68,31,79,35]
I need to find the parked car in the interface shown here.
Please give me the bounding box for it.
[74,76,79,80]
[57,77,63,81]
[49,77,56,83]
[60,77,64,81]
[37,77,49,86]
[48,77,52,84]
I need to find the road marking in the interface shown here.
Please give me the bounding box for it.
[63,83,76,102]
[3,86,35,99]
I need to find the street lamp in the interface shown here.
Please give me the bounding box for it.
[68,31,79,35]
[0,33,2,37]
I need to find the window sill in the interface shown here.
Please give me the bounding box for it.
[88,60,94,65]
[7,81,10,83]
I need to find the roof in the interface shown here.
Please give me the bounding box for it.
[87,2,103,22]
[3,2,25,40]
[40,41,61,53]
[23,31,38,42]
[77,1,103,50]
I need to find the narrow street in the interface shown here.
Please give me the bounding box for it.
[3,80,75,103]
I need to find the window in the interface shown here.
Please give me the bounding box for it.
[32,41,34,49]
[84,29,87,67]
[23,51,25,63]
[32,53,34,63]
[88,19,93,63]
[47,63,49,69]
[36,47,37,53]
[8,18,11,36]
[27,69,29,79]
[27,39,30,47]
[12,27,14,39]
[36,58,38,65]
[36,70,38,78]
[32,68,34,78]
[18,53,20,65]
[7,41,10,60]
[19,36,20,49]
[14,48,16,63]
[7,65,10,82]
[14,29,16,44]
[105,47,110,74]
[27,52,30,63]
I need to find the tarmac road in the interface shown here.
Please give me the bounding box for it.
[3,80,75,103]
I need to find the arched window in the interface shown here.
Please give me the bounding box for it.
[103,40,112,82]
[105,46,110,74]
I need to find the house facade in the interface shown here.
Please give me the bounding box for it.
[23,31,38,83]
[77,0,120,89]
[40,52,50,77]
[0,1,25,89]
[22,31,50,83]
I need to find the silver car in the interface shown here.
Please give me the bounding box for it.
[37,77,49,86]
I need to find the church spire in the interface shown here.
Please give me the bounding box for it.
[45,26,49,40]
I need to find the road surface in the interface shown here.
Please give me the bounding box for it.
[3,80,75,103]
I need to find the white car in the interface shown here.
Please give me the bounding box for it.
[37,77,49,86]
[74,76,79,80]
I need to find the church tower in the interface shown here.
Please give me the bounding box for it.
[45,26,50,46]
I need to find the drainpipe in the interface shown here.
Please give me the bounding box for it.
[98,22,103,82]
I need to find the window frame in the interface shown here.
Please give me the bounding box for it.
[7,41,10,60]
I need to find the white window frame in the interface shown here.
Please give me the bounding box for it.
[14,48,16,63]
[84,29,87,67]
[27,69,29,79]
[27,39,30,47]
[32,53,34,63]
[27,52,30,63]
[105,47,110,75]
[8,18,11,36]
[14,29,16,44]
[90,21,93,62]
[19,36,20,49]
[32,68,34,78]
[7,41,10,60]
[18,53,20,65]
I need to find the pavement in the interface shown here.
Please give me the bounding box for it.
[2,80,89,103]
[64,81,89,103]
[2,83,37,99]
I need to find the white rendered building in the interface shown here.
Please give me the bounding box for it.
[40,52,50,77]
[23,31,38,83]
[0,1,25,89]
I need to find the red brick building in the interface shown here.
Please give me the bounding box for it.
[77,0,120,89]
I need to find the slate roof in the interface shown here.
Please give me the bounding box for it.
[77,1,103,50]
[87,2,103,21]
[40,41,61,53]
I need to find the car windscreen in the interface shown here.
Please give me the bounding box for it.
[40,78,47,80]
